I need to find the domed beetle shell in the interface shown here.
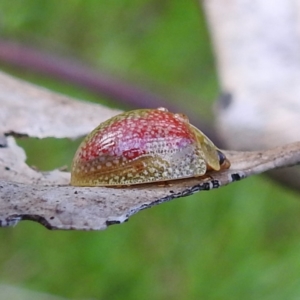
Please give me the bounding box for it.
[70,108,230,186]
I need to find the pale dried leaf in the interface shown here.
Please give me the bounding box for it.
[1,71,300,230]
[1,137,300,230]
[0,136,69,185]
[0,71,121,138]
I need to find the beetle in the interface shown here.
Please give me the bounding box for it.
[70,108,230,186]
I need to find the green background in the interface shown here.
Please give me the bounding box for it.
[1,1,300,299]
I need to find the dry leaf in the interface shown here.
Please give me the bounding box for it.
[1,71,300,230]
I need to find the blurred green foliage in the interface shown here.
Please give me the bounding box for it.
[1,1,300,300]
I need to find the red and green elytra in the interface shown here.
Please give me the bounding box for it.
[70,108,230,186]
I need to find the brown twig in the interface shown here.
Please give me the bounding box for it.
[0,39,220,143]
